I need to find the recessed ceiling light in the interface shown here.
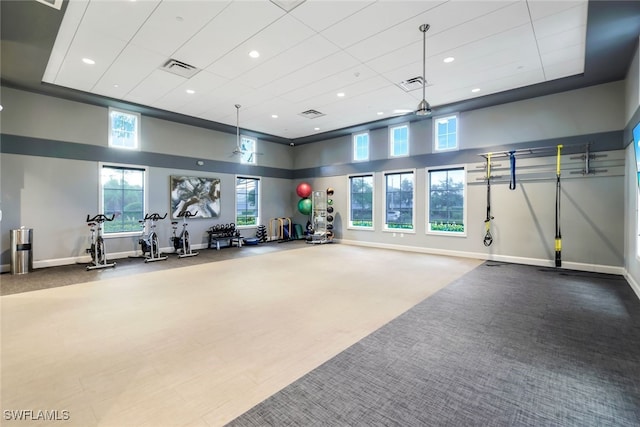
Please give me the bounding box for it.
[443,57,455,63]
[471,88,481,93]
[113,84,119,88]
[337,92,345,97]
[82,58,95,65]
[271,114,278,118]
[186,89,195,94]
[249,50,260,58]
[0,105,3,112]
[314,127,320,131]
[393,109,413,114]
[377,112,384,115]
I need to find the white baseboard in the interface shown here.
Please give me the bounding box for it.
[337,239,625,276]
[624,271,640,300]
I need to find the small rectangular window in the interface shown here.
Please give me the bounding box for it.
[109,108,140,150]
[100,164,147,235]
[384,170,414,230]
[236,176,260,226]
[240,136,257,164]
[434,114,458,152]
[349,174,374,228]
[353,132,369,162]
[427,166,465,235]
[389,124,409,157]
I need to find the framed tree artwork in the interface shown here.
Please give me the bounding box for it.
[170,175,221,219]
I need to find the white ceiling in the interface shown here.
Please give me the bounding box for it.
[42,0,587,140]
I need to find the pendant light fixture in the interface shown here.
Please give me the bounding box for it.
[416,24,431,116]
[234,104,242,153]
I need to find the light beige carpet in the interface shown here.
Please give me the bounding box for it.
[1,244,482,426]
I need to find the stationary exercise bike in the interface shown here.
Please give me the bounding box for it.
[138,213,168,262]
[85,214,116,270]
[171,210,199,258]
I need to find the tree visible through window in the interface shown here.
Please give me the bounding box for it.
[385,171,414,230]
[101,165,145,234]
[428,167,465,233]
[236,176,260,226]
[109,108,140,150]
[240,136,257,164]
[353,132,369,161]
[389,124,409,157]
[349,175,373,228]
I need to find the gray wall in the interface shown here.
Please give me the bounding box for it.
[292,81,627,272]
[0,87,295,268]
[1,75,637,275]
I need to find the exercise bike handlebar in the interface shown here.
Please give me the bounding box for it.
[144,213,168,221]
[177,211,198,218]
[86,214,115,223]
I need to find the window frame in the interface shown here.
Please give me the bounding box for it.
[235,175,261,228]
[382,168,416,233]
[348,173,375,230]
[98,162,148,238]
[389,123,410,158]
[108,107,141,151]
[240,134,257,165]
[433,113,459,152]
[426,164,467,237]
[352,132,370,162]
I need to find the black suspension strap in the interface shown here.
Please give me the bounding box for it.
[509,150,517,190]
[555,144,563,267]
[483,153,494,247]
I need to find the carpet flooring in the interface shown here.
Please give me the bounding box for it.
[227,262,640,427]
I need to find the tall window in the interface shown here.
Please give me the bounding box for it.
[349,174,374,228]
[384,170,414,230]
[434,114,458,152]
[240,136,257,164]
[353,132,369,162]
[236,176,260,226]
[109,108,140,150]
[100,164,146,234]
[389,124,409,157]
[427,167,465,234]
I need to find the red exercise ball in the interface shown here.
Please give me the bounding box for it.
[296,182,312,198]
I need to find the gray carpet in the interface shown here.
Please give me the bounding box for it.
[227,262,640,427]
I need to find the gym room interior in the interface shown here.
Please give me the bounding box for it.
[1,0,640,426]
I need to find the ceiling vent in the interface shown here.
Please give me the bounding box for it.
[160,59,200,78]
[298,109,325,119]
[397,76,430,92]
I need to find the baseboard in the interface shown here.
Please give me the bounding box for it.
[624,270,640,300]
[5,243,211,272]
[337,239,625,275]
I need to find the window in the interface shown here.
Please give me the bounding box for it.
[389,124,409,157]
[349,174,374,228]
[427,167,465,234]
[109,108,140,150]
[434,114,458,152]
[384,170,414,230]
[353,132,369,162]
[100,164,147,235]
[236,176,260,226]
[240,135,257,165]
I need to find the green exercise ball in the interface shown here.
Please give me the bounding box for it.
[298,198,312,215]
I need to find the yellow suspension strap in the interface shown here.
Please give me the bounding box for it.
[483,153,494,246]
[555,145,563,267]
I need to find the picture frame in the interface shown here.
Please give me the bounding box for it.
[170,175,220,219]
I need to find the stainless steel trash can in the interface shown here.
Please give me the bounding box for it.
[10,227,33,275]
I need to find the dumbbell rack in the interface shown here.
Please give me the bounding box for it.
[207,224,243,250]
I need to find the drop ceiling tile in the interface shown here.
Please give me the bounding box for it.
[289,0,375,32]
[532,2,588,39]
[92,44,168,99]
[239,35,340,89]
[540,44,585,68]
[537,25,586,54]
[544,58,585,81]
[131,0,231,57]
[206,14,315,79]
[172,1,285,70]
[152,70,230,112]
[321,0,445,48]
[527,0,587,21]
[79,0,160,43]
[124,69,186,105]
